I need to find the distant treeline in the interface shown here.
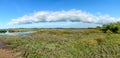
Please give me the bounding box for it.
[0,29,29,33]
[0,28,97,33]
[0,30,6,33]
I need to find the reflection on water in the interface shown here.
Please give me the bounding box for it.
[0,31,34,36]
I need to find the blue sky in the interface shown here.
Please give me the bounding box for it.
[0,0,120,29]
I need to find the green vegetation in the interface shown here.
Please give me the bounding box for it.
[0,28,119,58]
[9,29,29,32]
[0,29,6,33]
[101,22,120,33]
[0,28,34,33]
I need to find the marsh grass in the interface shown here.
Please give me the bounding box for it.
[0,28,119,58]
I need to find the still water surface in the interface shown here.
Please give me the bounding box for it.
[0,32,33,36]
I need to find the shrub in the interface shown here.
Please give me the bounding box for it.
[101,22,120,33]
[106,29,113,34]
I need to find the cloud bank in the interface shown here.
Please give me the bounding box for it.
[8,9,120,25]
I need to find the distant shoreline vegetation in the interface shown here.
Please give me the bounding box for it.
[0,30,6,33]
[0,28,96,33]
[0,29,29,33]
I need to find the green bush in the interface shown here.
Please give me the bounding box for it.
[101,22,120,33]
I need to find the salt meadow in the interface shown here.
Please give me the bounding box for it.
[0,22,120,58]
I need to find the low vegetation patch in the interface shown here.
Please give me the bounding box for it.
[0,49,20,58]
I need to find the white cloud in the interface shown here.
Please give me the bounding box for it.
[7,9,120,25]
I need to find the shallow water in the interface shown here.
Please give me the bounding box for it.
[0,32,33,36]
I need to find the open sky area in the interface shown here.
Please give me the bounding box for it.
[0,0,120,29]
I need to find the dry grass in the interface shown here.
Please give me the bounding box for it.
[0,49,20,58]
